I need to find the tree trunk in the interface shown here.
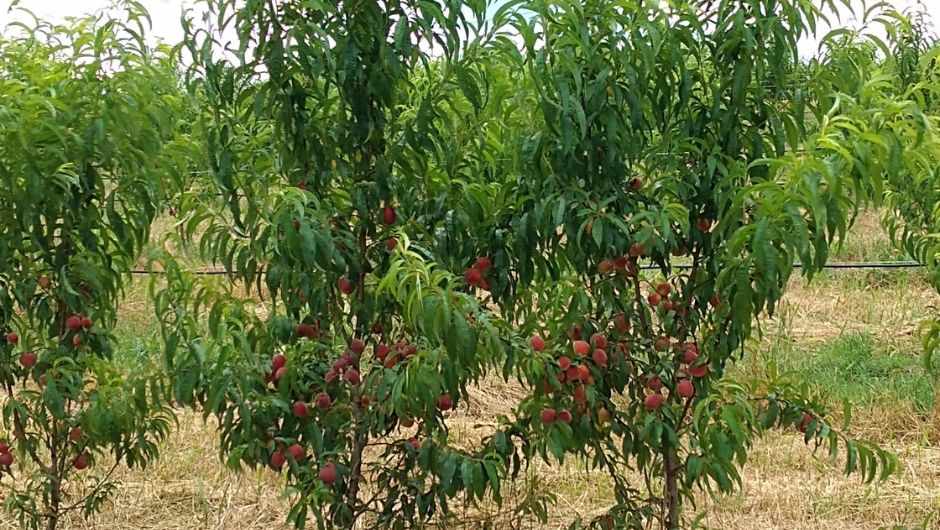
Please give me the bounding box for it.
[344,428,367,530]
[663,442,680,530]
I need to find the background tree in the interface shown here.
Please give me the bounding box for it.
[875,4,940,372]
[0,4,193,528]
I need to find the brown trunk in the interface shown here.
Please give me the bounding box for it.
[343,194,371,529]
[664,443,680,530]
[46,432,61,530]
[344,427,367,529]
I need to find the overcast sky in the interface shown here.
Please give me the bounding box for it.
[1,0,938,57]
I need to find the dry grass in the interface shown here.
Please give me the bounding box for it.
[698,437,940,530]
[4,209,939,530]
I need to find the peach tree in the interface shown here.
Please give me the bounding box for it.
[157,0,909,529]
[877,11,940,372]
[156,1,525,528]
[479,1,913,527]
[0,5,189,529]
[810,4,940,373]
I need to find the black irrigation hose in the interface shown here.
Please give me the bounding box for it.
[646,261,925,270]
[796,261,924,269]
[131,261,926,276]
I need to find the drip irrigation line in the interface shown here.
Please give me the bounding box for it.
[642,260,925,270]
[132,260,925,277]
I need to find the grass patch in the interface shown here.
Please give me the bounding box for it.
[742,331,936,415]
[801,333,935,413]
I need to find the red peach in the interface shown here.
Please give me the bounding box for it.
[690,364,708,378]
[578,365,590,381]
[315,392,332,410]
[567,325,583,341]
[597,259,615,274]
[564,366,579,382]
[647,376,664,392]
[333,357,349,371]
[437,394,453,411]
[382,206,397,225]
[654,336,671,352]
[287,443,305,461]
[272,354,287,371]
[613,314,630,333]
[338,277,353,295]
[344,369,361,386]
[376,344,391,361]
[799,412,813,433]
[465,267,483,285]
[590,333,607,349]
[530,335,545,352]
[540,408,556,424]
[573,385,587,403]
[644,393,665,411]
[683,344,699,364]
[573,340,591,356]
[305,324,320,339]
[72,453,89,470]
[20,352,36,369]
[319,462,337,485]
[350,339,365,355]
